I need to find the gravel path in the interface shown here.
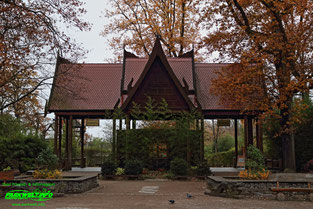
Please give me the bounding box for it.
[1,180,312,209]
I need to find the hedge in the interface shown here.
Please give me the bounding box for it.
[207,148,235,167]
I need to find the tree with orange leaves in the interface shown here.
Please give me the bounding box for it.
[102,0,205,60]
[204,0,313,171]
[0,0,89,128]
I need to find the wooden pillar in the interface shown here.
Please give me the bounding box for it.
[125,115,130,160]
[126,116,130,130]
[200,117,204,161]
[68,116,73,170]
[58,117,62,160]
[112,118,116,162]
[256,118,263,152]
[248,117,253,146]
[54,115,58,155]
[244,116,248,155]
[81,118,85,168]
[196,119,199,130]
[65,118,69,170]
[234,119,238,168]
[119,118,123,130]
[132,120,136,129]
[187,122,191,166]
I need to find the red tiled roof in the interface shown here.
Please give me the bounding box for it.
[48,46,240,113]
[48,63,122,111]
[195,63,238,110]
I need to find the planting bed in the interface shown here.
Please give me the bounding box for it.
[205,174,313,201]
[0,174,98,196]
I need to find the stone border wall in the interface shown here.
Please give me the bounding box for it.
[205,176,313,201]
[1,175,98,194]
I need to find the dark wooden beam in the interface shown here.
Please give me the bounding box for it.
[68,115,73,170]
[234,119,238,168]
[81,118,85,168]
[200,117,204,161]
[54,115,58,155]
[58,117,62,160]
[196,119,199,130]
[65,118,69,170]
[256,118,263,152]
[132,120,136,129]
[112,119,116,162]
[248,117,253,146]
[244,116,248,156]
[126,116,130,130]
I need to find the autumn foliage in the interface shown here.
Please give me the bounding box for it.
[102,0,206,60]
[0,0,89,129]
[204,0,313,170]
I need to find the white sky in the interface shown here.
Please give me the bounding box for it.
[47,1,115,139]
[69,0,113,63]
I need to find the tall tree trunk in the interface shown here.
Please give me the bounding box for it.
[280,99,296,171]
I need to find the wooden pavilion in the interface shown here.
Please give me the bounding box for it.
[47,37,263,170]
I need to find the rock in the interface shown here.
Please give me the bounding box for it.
[204,189,211,195]
[277,193,286,201]
[309,193,313,202]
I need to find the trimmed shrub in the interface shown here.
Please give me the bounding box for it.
[124,159,143,175]
[207,148,235,167]
[0,135,47,172]
[170,158,188,176]
[101,160,117,176]
[196,161,211,176]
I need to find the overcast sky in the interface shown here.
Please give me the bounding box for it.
[67,0,114,63]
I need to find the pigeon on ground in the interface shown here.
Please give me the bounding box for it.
[169,200,175,204]
[186,193,193,199]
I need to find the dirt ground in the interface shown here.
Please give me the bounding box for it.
[1,180,312,209]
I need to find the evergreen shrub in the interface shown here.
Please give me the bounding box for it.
[124,159,143,175]
[101,160,117,176]
[196,161,211,176]
[207,148,235,167]
[170,158,188,176]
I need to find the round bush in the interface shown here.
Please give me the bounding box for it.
[196,161,211,176]
[101,160,117,176]
[170,158,188,176]
[124,159,143,175]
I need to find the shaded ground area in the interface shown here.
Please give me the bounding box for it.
[1,180,312,209]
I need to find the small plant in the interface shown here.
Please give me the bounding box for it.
[162,172,175,179]
[170,158,188,176]
[3,166,11,171]
[33,169,62,179]
[115,167,125,175]
[196,161,211,176]
[124,159,143,175]
[142,168,149,174]
[35,147,58,170]
[239,168,270,180]
[246,145,265,172]
[101,160,117,176]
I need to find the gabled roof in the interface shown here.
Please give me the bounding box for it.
[48,62,122,111]
[120,37,195,110]
[47,39,243,116]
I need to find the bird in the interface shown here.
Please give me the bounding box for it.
[169,200,175,204]
[187,193,193,199]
